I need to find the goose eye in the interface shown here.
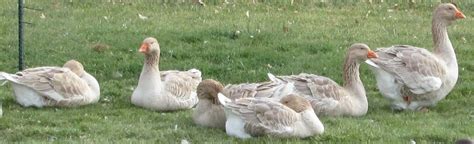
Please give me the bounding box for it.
[448,7,453,10]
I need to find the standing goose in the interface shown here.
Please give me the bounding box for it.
[269,43,377,116]
[365,3,466,111]
[218,93,324,139]
[131,37,202,111]
[193,79,294,129]
[0,60,100,107]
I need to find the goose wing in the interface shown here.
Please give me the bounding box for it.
[370,45,446,94]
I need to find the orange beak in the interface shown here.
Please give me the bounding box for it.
[455,9,466,19]
[367,50,378,58]
[139,43,149,53]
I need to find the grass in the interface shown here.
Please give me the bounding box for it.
[0,0,473,143]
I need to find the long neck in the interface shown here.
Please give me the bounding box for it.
[432,18,457,70]
[342,56,365,98]
[138,52,161,87]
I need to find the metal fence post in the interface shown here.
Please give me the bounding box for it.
[18,0,24,71]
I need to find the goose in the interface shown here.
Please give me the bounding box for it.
[131,37,202,111]
[0,60,100,107]
[456,139,474,144]
[193,79,226,129]
[193,79,294,129]
[365,3,466,111]
[218,93,324,139]
[268,43,377,116]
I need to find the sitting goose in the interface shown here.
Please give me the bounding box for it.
[193,79,294,129]
[0,60,100,107]
[131,37,202,111]
[269,43,377,116]
[218,93,324,139]
[365,3,466,111]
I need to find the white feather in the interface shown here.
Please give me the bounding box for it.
[365,59,380,68]
[138,14,148,20]
[218,93,252,138]
[267,73,279,82]
[225,114,251,139]
[217,93,231,106]
[11,84,46,107]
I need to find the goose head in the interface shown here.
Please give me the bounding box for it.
[280,94,312,113]
[139,37,160,55]
[63,60,85,77]
[434,3,465,25]
[347,43,377,62]
[197,79,224,104]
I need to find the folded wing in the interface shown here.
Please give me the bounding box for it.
[371,45,446,94]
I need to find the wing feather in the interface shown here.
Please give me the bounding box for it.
[161,69,202,101]
[273,73,346,100]
[225,98,298,136]
[267,73,345,114]
[222,81,294,100]
[371,45,446,94]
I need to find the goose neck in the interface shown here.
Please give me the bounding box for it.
[139,52,161,84]
[143,52,160,73]
[432,18,456,68]
[342,57,365,97]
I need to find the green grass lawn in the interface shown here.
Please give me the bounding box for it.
[0,0,473,143]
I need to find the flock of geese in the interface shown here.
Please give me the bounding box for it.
[0,3,467,139]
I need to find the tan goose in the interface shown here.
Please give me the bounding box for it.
[0,60,100,107]
[365,3,466,111]
[269,43,377,116]
[131,37,202,111]
[193,79,294,129]
[218,93,324,139]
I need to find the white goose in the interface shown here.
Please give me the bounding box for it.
[268,43,377,116]
[218,93,324,139]
[0,60,100,107]
[193,79,294,129]
[131,37,202,111]
[365,3,466,111]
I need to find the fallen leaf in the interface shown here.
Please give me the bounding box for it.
[91,43,110,52]
[138,14,148,20]
[40,13,46,19]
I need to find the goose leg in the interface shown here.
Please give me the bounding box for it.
[403,96,412,105]
[390,95,412,111]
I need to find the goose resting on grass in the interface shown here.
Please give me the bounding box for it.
[268,43,377,117]
[0,60,100,107]
[131,37,202,111]
[193,79,294,129]
[218,93,324,139]
[365,3,466,111]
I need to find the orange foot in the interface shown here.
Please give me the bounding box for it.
[403,95,412,105]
